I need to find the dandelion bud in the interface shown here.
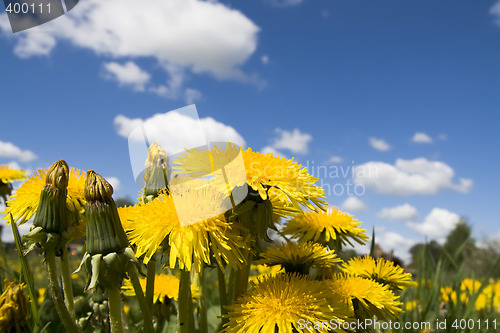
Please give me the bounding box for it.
[0,279,29,332]
[143,142,170,201]
[78,171,139,291]
[84,171,129,255]
[31,160,70,234]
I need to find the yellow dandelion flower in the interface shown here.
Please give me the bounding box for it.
[223,273,349,333]
[323,274,403,320]
[268,187,301,221]
[476,280,500,312]
[241,148,326,209]
[0,165,26,205]
[122,273,199,302]
[254,241,342,274]
[0,165,26,183]
[37,287,46,305]
[440,286,457,304]
[0,279,29,332]
[248,264,284,284]
[405,300,419,311]
[283,207,368,249]
[461,278,481,295]
[4,167,86,225]
[341,255,416,290]
[174,144,327,211]
[117,204,141,231]
[124,188,246,272]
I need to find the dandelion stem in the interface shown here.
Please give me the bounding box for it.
[108,286,124,333]
[178,269,195,333]
[217,265,229,327]
[46,249,80,332]
[233,249,252,302]
[145,254,156,309]
[10,215,39,326]
[60,248,75,319]
[128,266,154,333]
[199,268,208,333]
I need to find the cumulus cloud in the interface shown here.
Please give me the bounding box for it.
[412,132,433,144]
[114,111,246,155]
[438,134,448,141]
[5,161,22,170]
[377,203,418,221]
[326,156,343,164]
[260,146,285,157]
[0,0,261,98]
[341,197,366,212]
[102,61,151,91]
[376,231,417,263]
[261,55,269,64]
[407,208,460,239]
[369,137,391,151]
[269,0,303,6]
[353,158,473,195]
[491,1,500,24]
[106,176,121,191]
[184,88,202,105]
[271,128,313,155]
[0,141,37,162]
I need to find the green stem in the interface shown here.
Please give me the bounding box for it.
[217,265,229,327]
[145,254,156,309]
[9,217,39,327]
[227,267,235,305]
[199,268,208,333]
[178,269,194,333]
[60,249,75,319]
[128,266,154,333]
[108,287,124,333]
[233,249,252,302]
[46,249,80,332]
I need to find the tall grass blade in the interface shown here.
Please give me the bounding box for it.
[10,213,39,324]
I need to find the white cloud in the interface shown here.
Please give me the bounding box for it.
[184,88,202,105]
[0,0,261,97]
[353,158,473,195]
[369,137,391,151]
[407,208,460,239]
[377,203,418,221]
[341,197,366,212]
[438,134,448,141]
[102,61,151,92]
[491,1,500,24]
[326,156,343,164]
[114,115,143,138]
[260,146,285,157]
[0,141,37,162]
[376,231,417,263]
[114,112,246,155]
[272,128,313,155]
[4,161,22,170]
[269,0,303,6]
[106,176,121,191]
[13,33,57,58]
[412,132,433,144]
[261,54,269,64]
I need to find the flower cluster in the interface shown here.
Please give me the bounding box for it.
[0,145,415,333]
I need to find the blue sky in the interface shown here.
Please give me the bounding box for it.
[1,0,499,261]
